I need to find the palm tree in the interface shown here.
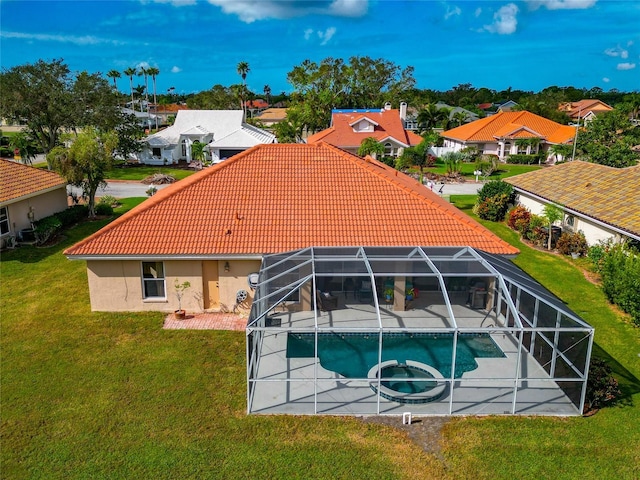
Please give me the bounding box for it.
[263,85,272,105]
[124,67,137,110]
[452,111,467,127]
[236,61,250,117]
[138,66,149,113]
[106,70,121,91]
[417,104,445,133]
[147,67,160,130]
[357,137,385,159]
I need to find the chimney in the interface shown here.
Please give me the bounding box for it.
[400,102,407,122]
[384,102,392,111]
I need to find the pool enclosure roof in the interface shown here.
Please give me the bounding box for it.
[247,246,591,331]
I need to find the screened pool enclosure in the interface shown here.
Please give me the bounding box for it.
[246,247,594,416]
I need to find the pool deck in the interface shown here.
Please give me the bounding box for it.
[247,295,582,416]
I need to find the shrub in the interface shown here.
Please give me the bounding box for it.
[506,154,539,165]
[477,180,515,203]
[525,215,548,246]
[556,231,589,257]
[474,193,511,221]
[98,195,119,207]
[55,205,88,227]
[507,205,531,234]
[95,203,114,216]
[601,243,640,325]
[585,358,621,412]
[34,216,62,245]
[588,243,607,273]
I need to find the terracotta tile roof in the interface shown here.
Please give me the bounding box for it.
[0,159,67,204]
[307,109,423,149]
[441,111,575,145]
[559,99,612,119]
[505,161,640,237]
[65,143,518,257]
[245,99,269,109]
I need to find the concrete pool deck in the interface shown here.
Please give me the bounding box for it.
[247,295,583,416]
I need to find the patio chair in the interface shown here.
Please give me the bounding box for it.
[357,280,373,303]
[316,289,338,311]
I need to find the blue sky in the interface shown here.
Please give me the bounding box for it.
[1,0,638,97]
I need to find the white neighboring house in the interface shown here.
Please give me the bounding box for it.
[139,110,276,165]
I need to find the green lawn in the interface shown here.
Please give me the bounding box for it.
[416,162,541,181]
[1,198,639,479]
[105,164,196,181]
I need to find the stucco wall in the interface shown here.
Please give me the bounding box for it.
[86,258,262,313]
[2,187,68,238]
[516,193,621,246]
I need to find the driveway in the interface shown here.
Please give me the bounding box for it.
[67,180,171,200]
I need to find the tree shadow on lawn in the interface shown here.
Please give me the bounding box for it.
[591,342,640,407]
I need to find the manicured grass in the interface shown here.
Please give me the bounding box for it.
[106,164,196,181]
[2,197,638,479]
[0,205,443,479]
[418,162,541,180]
[445,195,640,479]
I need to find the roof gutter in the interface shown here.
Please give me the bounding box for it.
[65,253,265,261]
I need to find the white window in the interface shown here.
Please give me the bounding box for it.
[142,262,165,298]
[384,142,393,156]
[0,207,9,235]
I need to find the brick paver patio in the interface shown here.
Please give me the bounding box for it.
[163,312,247,330]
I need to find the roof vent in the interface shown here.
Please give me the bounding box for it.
[585,182,592,188]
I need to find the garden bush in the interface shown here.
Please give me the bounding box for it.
[506,153,543,165]
[600,243,640,325]
[585,358,622,412]
[34,216,62,245]
[474,193,511,221]
[525,214,548,247]
[556,231,589,257]
[98,195,119,207]
[507,205,531,234]
[94,203,114,216]
[55,205,88,227]
[477,180,515,203]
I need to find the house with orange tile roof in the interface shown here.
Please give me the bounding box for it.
[306,102,423,158]
[505,161,640,245]
[440,111,576,162]
[254,108,288,129]
[64,142,518,314]
[0,159,68,248]
[559,99,613,123]
[139,110,276,165]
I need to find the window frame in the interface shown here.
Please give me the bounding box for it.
[141,261,166,299]
[0,206,9,235]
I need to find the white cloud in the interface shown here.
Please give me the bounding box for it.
[148,0,197,6]
[171,66,182,73]
[205,0,368,23]
[617,63,636,70]
[318,27,336,45]
[484,3,519,35]
[526,0,597,10]
[602,77,610,83]
[304,28,314,40]
[475,7,482,17]
[605,46,629,59]
[0,30,124,46]
[444,5,461,20]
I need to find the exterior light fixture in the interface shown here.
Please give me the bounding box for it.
[224,261,230,272]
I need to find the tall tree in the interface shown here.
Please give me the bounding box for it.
[138,66,150,113]
[416,103,445,132]
[0,59,120,156]
[575,110,640,167]
[123,67,137,109]
[187,84,239,110]
[237,61,250,117]
[263,85,272,105]
[286,56,415,133]
[9,132,38,165]
[147,66,160,130]
[106,69,121,91]
[47,127,118,218]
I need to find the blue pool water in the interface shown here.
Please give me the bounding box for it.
[286,332,504,379]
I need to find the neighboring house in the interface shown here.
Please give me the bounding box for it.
[0,159,68,248]
[254,108,288,129]
[150,102,190,126]
[559,99,613,123]
[495,100,518,112]
[64,142,518,314]
[440,111,576,162]
[306,103,423,158]
[138,110,276,165]
[403,103,479,131]
[245,99,269,118]
[121,107,159,130]
[505,161,640,246]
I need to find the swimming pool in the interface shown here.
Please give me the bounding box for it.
[286,332,505,379]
